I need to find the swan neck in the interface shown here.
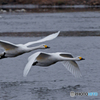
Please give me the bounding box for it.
[59,57,79,61]
[28,45,42,51]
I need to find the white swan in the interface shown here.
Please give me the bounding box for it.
[23,52,85,77]
[0,31,60,59]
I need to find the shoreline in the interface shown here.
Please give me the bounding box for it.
[1,4,100,8]
[0,6,100,13]
[0,31,100,37]
[0,4,100,9]
[0,4,100,13]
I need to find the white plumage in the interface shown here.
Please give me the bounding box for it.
[0,31,60,59]
[23,52,85,77]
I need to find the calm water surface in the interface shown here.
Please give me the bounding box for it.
[0,11,100,32]
[0,36,100,100]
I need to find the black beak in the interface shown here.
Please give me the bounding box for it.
[46,46,50,49]
[81,58,85,60]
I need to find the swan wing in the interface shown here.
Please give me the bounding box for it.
[23,52,41,77]
[0,40,18,51]
[62,61,82,78]
[24,31,60,46]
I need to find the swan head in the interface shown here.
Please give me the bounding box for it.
[40,44,50,49]
[76,56,85,61]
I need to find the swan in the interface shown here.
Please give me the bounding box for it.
[0,31,60,59]
[23,52,85,77]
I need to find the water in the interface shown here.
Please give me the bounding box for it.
[0,11,100,33]
[0,36,100,100]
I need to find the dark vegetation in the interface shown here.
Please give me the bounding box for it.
[0,0,100,5]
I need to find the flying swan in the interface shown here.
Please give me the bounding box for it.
[0,31,60,59]
[23,52,85,77]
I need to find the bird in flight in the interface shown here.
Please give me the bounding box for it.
[0,31,60,59]
[23,51,85,77]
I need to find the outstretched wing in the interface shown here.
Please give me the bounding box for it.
[24,31,60,46]
[23,52,41,77]
[0,40,18,51]
[62,61,82,78]
[60,53,82,78]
